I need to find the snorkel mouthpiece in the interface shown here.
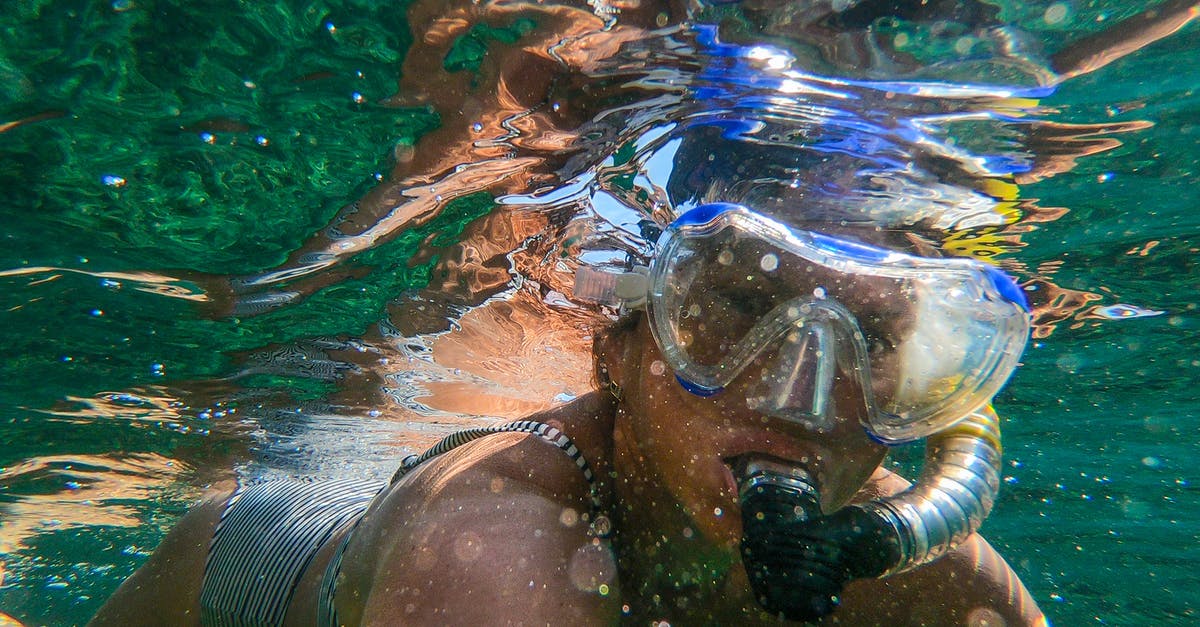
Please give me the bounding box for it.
[735,407,1004,621]
[736,458,899,622]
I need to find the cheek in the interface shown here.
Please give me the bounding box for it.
[631,391,742,540]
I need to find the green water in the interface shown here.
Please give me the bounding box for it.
[2,1,1199,625]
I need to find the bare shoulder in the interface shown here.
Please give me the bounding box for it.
[333,431,620,625]
[89,482,236,627]
[832,468,1046,625]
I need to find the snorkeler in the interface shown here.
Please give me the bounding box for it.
[90,1,1199,625]
[95,201,1043,624]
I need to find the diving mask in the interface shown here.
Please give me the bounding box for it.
[576,203,1029,443]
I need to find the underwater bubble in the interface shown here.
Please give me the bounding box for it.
[1142,456,1162,468]
[111,0,133,12]
[199,132,215,144]
[1097,172,1114,183]
[471,122,483,132]
[100,174,126,187]
[1095,303,1164,319]
[255,135,269,146]
[1044,3,1070,25]
[105,393,154,408]
[1055,353,1085,373]
[966,607,1004,626]
[759,253,779,272]
[453,532,483,562]
[351,92,365,104]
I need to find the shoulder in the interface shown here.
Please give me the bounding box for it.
[834,468,1046,625]
[334,429,620,624]
[90,483,237,626]
[834,534,1046,626]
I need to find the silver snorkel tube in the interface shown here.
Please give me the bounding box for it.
[859,405,1002,575]
[735,406,1003,622]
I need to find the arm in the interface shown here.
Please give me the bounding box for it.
[1050,0,1198,83]
[332,431,620,625]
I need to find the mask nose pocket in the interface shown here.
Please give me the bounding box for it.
[746,321,838,430]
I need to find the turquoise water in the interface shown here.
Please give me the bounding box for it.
[2,2,1198,625]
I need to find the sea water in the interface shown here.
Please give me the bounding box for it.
[1,2,1197,624]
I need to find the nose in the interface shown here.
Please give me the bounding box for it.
[746,321,838,430]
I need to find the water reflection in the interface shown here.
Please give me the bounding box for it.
[228,3,1187,342]
[176,1,1196,474]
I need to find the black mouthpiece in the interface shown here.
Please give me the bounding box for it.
[736,458,899,623]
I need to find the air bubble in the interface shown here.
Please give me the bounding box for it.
[1044,3,1069,25]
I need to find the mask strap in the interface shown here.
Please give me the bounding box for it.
[573,265,650,310]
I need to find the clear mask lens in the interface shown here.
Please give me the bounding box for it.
[648,204,1029,443]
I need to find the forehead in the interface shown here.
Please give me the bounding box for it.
[687,219,928,270]
[785,220,937,258]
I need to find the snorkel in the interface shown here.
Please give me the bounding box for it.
[735,406,1003,622]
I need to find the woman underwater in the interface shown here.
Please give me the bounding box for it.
[92,0,1197,625]
[94,200,1045,625]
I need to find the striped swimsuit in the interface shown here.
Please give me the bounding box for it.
[198,421,601,627]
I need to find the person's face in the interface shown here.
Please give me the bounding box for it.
[661,231,917,409]
[611,314,887,548]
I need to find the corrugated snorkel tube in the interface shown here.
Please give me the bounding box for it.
[738,406,1002,622]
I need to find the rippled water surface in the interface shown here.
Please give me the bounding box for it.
[2,1,1198,624]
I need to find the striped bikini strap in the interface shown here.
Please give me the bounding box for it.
[390,420,608,535]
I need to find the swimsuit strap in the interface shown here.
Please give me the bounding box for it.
[390,420,607,532]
